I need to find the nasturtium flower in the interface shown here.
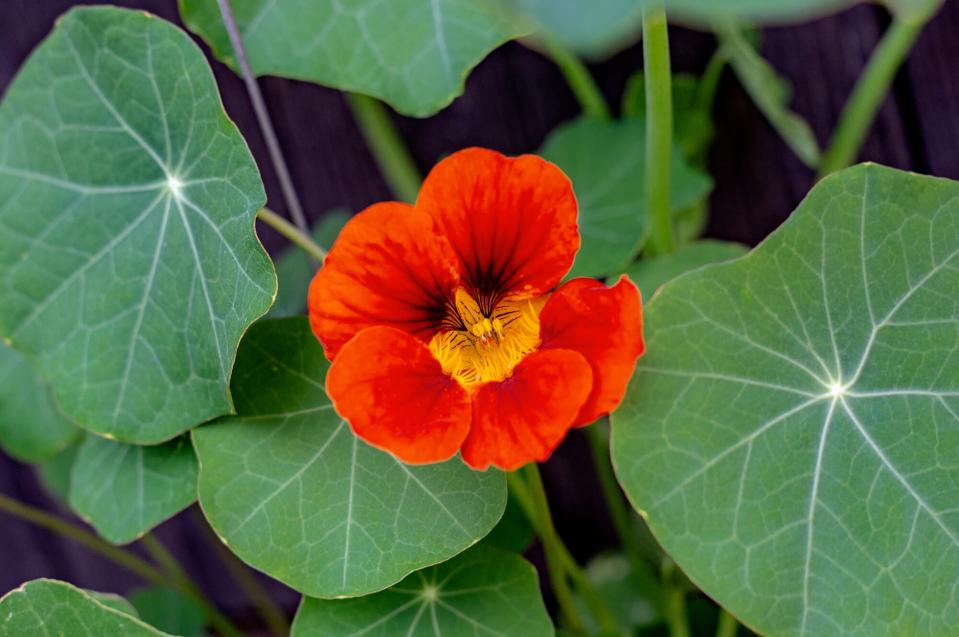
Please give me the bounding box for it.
[308,148,644,470]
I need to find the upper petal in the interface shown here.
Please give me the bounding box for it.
[326,326,472,464]
[308,202,460,359]
[417,148,579,302]
[461,349,592,471]
[539,276,645,427]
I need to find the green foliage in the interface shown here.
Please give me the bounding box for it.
[539,117,712,278]
[291,545,554,636]
[613,164,959,636]
[179,0,526,117]
[0,580,178,636]
[482,491,535,553]
[35,442,80,504]
[69,435,198,544]
[651,0,857,24]
[622,72,715,161]
[194,318,507,598]
[0,342,78,462]
[0,7,276,444]
[574,553,659,634]
[268,211,350,318]
[624,239,749,301]
[510,0,644,58]
[129,586,207,637]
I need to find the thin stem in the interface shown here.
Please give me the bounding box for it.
[695,46,728,115]
[141,534,244,637]
[538,36,611,119]
[345,93,422,203]
[256,207,326,262]
[193,509,290,637]
[662,562,692,637]
[0,494,243,637]
[216,0,315,264]
[818,10,934,177]
[716,608,739,637]
[514,467,585,633]
[586,424,644,566]
[643,2,675,256]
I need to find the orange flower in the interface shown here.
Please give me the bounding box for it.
[308,148,644,471]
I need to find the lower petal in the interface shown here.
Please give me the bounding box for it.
[539,276,645,427]
[462,349,592,471]
[327,326,471,464]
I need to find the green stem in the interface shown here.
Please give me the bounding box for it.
[512,466,586,633]
[643,2,675,256]
[507,473,622,634]
[695,46,728,115]
[818,11,933,177]
[0,494,243,637]
[345,93,422,203]
[539,36,611,119]
[193,509,290,637]
[715,608,739,637]
[662,562,691,637]
[140,535,244,637]
[585,423,643,567]
[256,207,326,262]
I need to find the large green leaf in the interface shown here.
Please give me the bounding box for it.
[0,7,275,444]
[510,0,643,58]
[69,435,198,544]
[291,545,553,637]
[651,0,857,24]
[612,164,959,636]
[624,239,748,302]
[0,579,179,636]
[129,586,207,637]
[0,341,78,462]
[268,211,349,318]
[194,318,507,598]
[539,117,713,279]
[179,0,526,118]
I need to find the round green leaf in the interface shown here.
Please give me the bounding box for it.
[612,164,959,636]
[0,7,275,444]
[0,341,78,462]
[510,0,644,58]
[129,586,207,637]
[0,580,179,636]
[179,0,527,118]
[624,239,748,302]
[291,545,553,637]
[194,317,507,598]
[69,435,198,544]
[651,0,857,24]
[539,117,712,279]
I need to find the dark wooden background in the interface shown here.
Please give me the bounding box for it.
[2,0,958,633]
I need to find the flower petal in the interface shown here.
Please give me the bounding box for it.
[327,326,471,464]
[308,202,460,359]
[462,349,592,471]
[417,147,579,302]
[540,276,644,427]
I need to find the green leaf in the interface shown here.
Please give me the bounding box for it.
[193,317,507,598]
[69,435,198,544]
[573,553,659,634]
[539,117,713,279]
[0,579,179,636]
[717,24,820,168]
[87,591,140,617]
[612,164,959,636]
[0,7,276,445]
[291,545,553,637]
[482,490,534,553]
[178,0,526,118]
[0,341,78,462]
[648,0,857,24]
[510,0,644,58]
[268,211,349,318]
[129,586,207,637]
[624,240,749,301]
[35,441,81,504]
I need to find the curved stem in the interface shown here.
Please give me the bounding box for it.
[256,207,326,262]
[818,10,934,177]
[216,0,315,264]
[715,608,739,637]
[538,36,611,119]
[193,509,290,637]
[141,534,244,637]
[643,2,675,256]
[345,94,422,203]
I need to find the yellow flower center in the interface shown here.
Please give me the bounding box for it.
[429,288,542,388]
